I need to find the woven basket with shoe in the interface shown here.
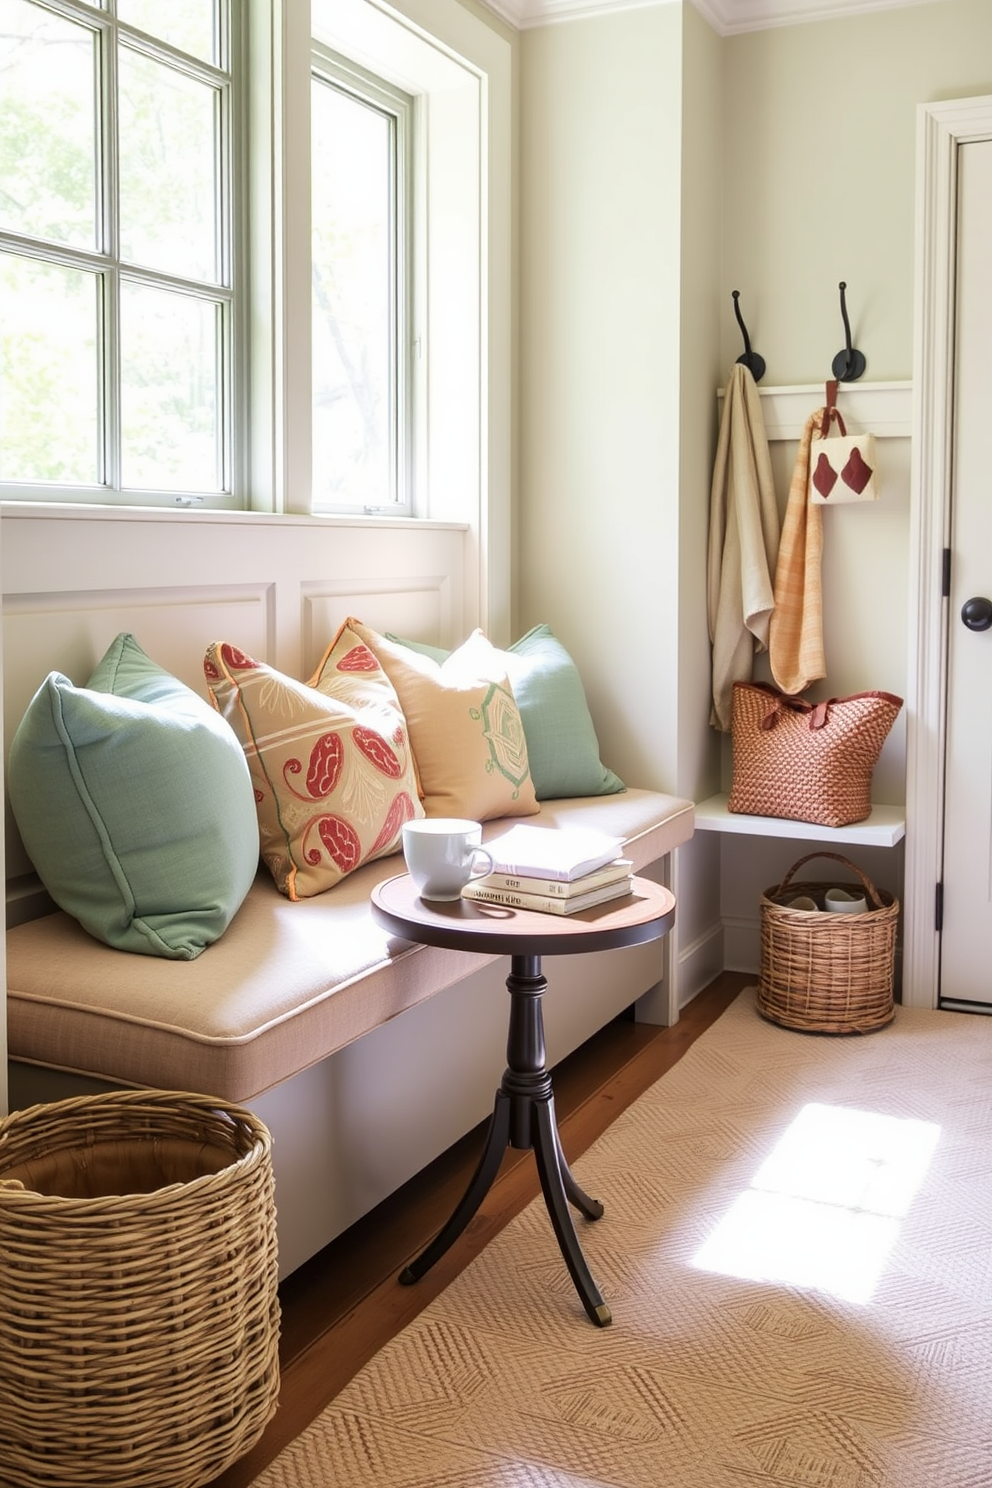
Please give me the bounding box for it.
[757,852,899,1034]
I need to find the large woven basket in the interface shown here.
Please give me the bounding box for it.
[0,1089,280,1488]
[757,852,899,1034]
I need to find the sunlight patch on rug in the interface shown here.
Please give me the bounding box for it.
[692,1102,941,1303]
[252,990,992,1488]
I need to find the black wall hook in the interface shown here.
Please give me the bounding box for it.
[732,291,765,382]
[832,281,867,381]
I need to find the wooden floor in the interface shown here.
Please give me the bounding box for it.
[208,971,752,1488]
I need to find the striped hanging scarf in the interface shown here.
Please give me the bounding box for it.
[768,405,828,694]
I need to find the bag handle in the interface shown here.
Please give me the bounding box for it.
[814,378,847,440]
[758,693,831,732]
[773,851,885,909]
[758,692,813,731]
[758,690,901,733]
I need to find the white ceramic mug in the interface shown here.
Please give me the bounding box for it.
[402,819,495,902]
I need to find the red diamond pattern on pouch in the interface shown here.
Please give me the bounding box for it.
[841,445,874,494]
[812,451,838,498]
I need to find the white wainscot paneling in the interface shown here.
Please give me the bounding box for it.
[2,504,471,880]
[302,577,455,675]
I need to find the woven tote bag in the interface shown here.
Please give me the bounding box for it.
[728,681,903,828]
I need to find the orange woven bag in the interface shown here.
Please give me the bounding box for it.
[728,682,903,828]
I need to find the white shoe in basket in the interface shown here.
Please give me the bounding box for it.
[824,887,868,914]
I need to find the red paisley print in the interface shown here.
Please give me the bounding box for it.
[353,726,402,779]
[369,792,416,858]
[312,815,362,873]
[220,643,260,670]
[307,733,343,797]
[336,644,379,674]
[283,733,343,799]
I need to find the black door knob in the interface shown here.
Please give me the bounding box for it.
[961,597,992,632]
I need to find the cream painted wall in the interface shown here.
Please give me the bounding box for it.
[679,0,723,804]
[715,0,991,966]
[675,3,725,989]
[518,5,685,796]
[517,3,728,1004]
[513,0,992,994]
[722,0,992,383]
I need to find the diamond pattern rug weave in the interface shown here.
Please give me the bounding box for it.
[253,991,992,1487]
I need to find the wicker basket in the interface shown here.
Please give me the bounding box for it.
[757,852,899,1034]
[0,1089,280,1488]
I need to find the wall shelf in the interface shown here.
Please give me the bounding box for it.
[716,379,912,441]
[694,794,905,848]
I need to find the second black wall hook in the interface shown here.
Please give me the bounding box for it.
[832,281,867,381]
[732,291,765,382]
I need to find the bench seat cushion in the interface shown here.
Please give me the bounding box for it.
[6,790,694,1103]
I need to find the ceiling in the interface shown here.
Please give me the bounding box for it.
[481,0,950,34]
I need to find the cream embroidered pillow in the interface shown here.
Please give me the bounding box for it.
[348,620,539,821]
[205,622,422,899]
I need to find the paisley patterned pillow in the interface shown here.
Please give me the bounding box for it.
[347,620,539,822]
[204,622,423,900]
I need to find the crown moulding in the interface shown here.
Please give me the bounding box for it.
[480,0,951,34]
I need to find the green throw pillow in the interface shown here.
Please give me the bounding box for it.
[7,633,260,959]
[386,624,625,800]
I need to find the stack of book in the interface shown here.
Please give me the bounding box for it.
[462,823,634,915]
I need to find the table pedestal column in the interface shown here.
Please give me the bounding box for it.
[399,954,611,1327]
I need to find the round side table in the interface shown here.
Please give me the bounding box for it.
[370,873,676,1326]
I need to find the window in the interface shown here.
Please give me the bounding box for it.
[0,0,237,506]
[0,0,509,534]
[310,50,414,514]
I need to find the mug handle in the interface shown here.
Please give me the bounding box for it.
[466,846,494,883]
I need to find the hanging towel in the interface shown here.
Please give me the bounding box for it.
[768,406,827,695]
[707,362,780,732]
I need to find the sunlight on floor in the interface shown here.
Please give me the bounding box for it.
[691,1102,941,1304]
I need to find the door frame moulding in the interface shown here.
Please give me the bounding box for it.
[904,94,992,1010]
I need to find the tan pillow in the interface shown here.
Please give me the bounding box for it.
[348,620,539,821]
[204,622,423,899]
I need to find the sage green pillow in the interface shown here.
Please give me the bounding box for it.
[386,624,625,800]
[7,633,259,959]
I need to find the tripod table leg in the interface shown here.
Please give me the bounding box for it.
[399,1089,512,1285]
[551,1114,605,1221]
[532,1098,612,1327]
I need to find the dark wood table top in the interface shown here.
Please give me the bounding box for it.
[370,873,676,958]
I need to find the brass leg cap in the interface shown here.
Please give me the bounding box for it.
[594,1303,612,1327]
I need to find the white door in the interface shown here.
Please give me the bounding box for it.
[939,138,992,1009]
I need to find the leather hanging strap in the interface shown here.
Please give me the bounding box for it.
[820,378,847,437]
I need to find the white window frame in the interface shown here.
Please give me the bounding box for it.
[309,46,417,516]
[0,0,242,509]
[1,0,512,637]
[250,0,512,612]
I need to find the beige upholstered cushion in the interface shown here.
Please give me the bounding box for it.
[6,790,695,1102]
[348,620,539,822]
[205,623,423,899]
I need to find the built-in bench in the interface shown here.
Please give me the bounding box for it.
[6,790,692,1107]
[7,789,692,1275]
[1,505,694,1275]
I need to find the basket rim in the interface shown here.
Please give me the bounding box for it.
[0,1089,272,1208]
[762,880,899,914]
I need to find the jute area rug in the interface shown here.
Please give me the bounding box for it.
[253,990,992,1487]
